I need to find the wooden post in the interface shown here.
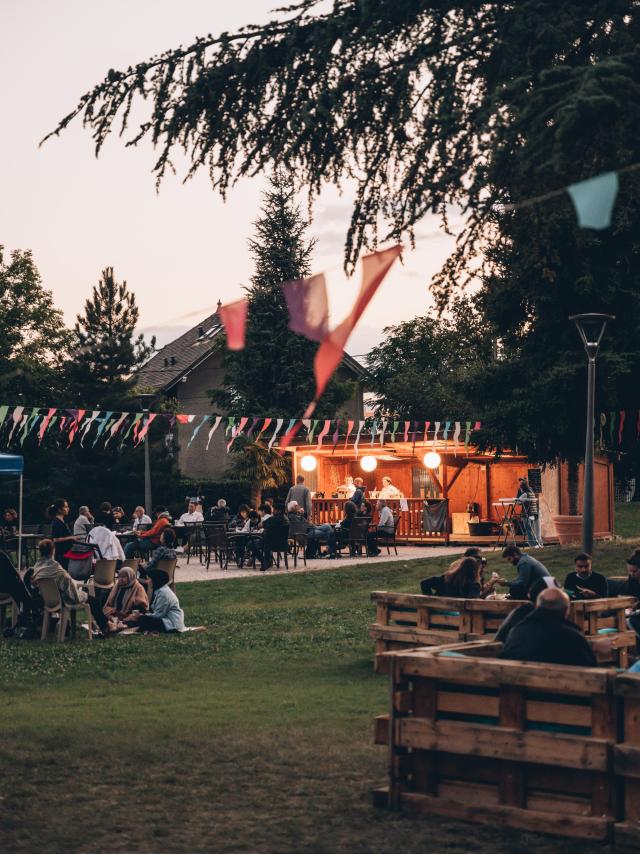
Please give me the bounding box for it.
[442,461,450,544]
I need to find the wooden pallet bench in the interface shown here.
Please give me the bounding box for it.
[374,642,619,841]
[371,592,637,671]
[370,592,527,671]
[614,672,640,845]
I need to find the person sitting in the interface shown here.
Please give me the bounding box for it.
[124,568,185,633]
[178,501,204,525]
[258,503,273,525]
[32,539,111,637]
[495,577,561,643]
[623,552,640,637]
[112,506,126,524]
[140,527,178,577]
[1,508,18,547]
[0,548,33,629]
[258,500,288,570]
[358,499,374,518]
[123,508,171,559]
[334,500,358,553]
[229,504,251,530]
[94,501,116,529]
[494,545,550,599]
[132,506,152,530]
[73,505,93,537]
[376,501,395,536]
[420,556,482,598]
[563,552,607,600]
[103,567,149,625]
[285,475,312,519]
[89,523,126,561]
[209,499,230,523]
[287,501,337,558]
[500,587,597,666]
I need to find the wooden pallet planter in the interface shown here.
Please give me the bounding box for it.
[370,592,526,672]
[374,643,618,841]
[614,673,640,845]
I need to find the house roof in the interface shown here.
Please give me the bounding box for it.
[135,308,366,393]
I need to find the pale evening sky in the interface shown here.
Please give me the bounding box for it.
[1,0,459,356]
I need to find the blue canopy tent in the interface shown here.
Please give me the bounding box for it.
[0,453,24,568]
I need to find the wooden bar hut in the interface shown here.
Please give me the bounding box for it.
[287,438,613,545]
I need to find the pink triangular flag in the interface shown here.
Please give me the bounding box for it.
[219,299,249,350]
[283,274,329,342]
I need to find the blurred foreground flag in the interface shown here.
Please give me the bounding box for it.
[219,299,249,350]
[567,171,618,230]
[283,274,329,342]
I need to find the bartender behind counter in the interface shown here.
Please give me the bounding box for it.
[378,476,402,500]
[337,475,356,498]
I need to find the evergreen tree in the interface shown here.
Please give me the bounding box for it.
[0,245,69,402]
[69,267,155,407]
[212,173,354,416]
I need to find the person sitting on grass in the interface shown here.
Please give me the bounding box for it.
[420,556,482,599]
[139,527,178,578]
[123,507,171,559]
[499,587,597,666]
[493,545,550,599]
[563,552,607,600]
[32,539,112,638]
[103,566,148,625]
[495,577,561,643]
[124,568,184,633]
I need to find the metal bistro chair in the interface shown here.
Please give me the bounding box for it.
[204,523,231,570]
[376,515,401,556]
[183,522,205,565]
[37,576,93,642]
[287,518,309,568]
[263,524,290,570]
[337,517,372,558]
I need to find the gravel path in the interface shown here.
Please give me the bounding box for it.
[173,544,467,583]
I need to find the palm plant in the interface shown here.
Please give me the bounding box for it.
[229,438,290,508]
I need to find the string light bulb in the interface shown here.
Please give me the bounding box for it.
[300,454,317,472]
[423,451,441,470]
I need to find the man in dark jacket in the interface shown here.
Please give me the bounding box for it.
[496,545,550,600]
[499,587,597,667]
[563,552,608,600]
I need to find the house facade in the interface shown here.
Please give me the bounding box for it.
[135,306,366,481]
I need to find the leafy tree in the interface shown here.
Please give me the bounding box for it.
[68,267,155,407]
[211,172,354,415]
[0,246,69,401]
[227,438,290,508]
[46,3,640,287]
[365,297,493,419]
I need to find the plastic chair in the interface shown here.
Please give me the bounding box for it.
[121,558,140,571]
[0,593,18,629]
[37,576,93,642]
[93,559,117,595]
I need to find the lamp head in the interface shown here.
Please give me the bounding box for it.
[569,313,614,360]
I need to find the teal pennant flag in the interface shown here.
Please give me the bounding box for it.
[567,171,618,230]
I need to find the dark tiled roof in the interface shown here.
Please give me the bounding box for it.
[135,310,366,392]
[136,311,223,391]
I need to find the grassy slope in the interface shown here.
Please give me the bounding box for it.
[1,538,639,853]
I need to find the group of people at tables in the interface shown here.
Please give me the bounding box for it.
[420,544,640,670]
[0,497,187,639]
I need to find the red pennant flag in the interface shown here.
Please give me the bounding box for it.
[312,246,402,404]
[283,274,329,342]
[403,421,410,443]
[219,299,248,350]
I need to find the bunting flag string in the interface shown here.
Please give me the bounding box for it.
[6,403,619,456]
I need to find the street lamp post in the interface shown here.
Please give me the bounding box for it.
[137,392,155,513]
[569,313,614,554]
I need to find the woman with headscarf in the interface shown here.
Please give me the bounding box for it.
[103,567,148,623]
[124,569,184,633]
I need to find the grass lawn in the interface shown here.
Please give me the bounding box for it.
[615,501,640,539]
[1,539,639,853]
